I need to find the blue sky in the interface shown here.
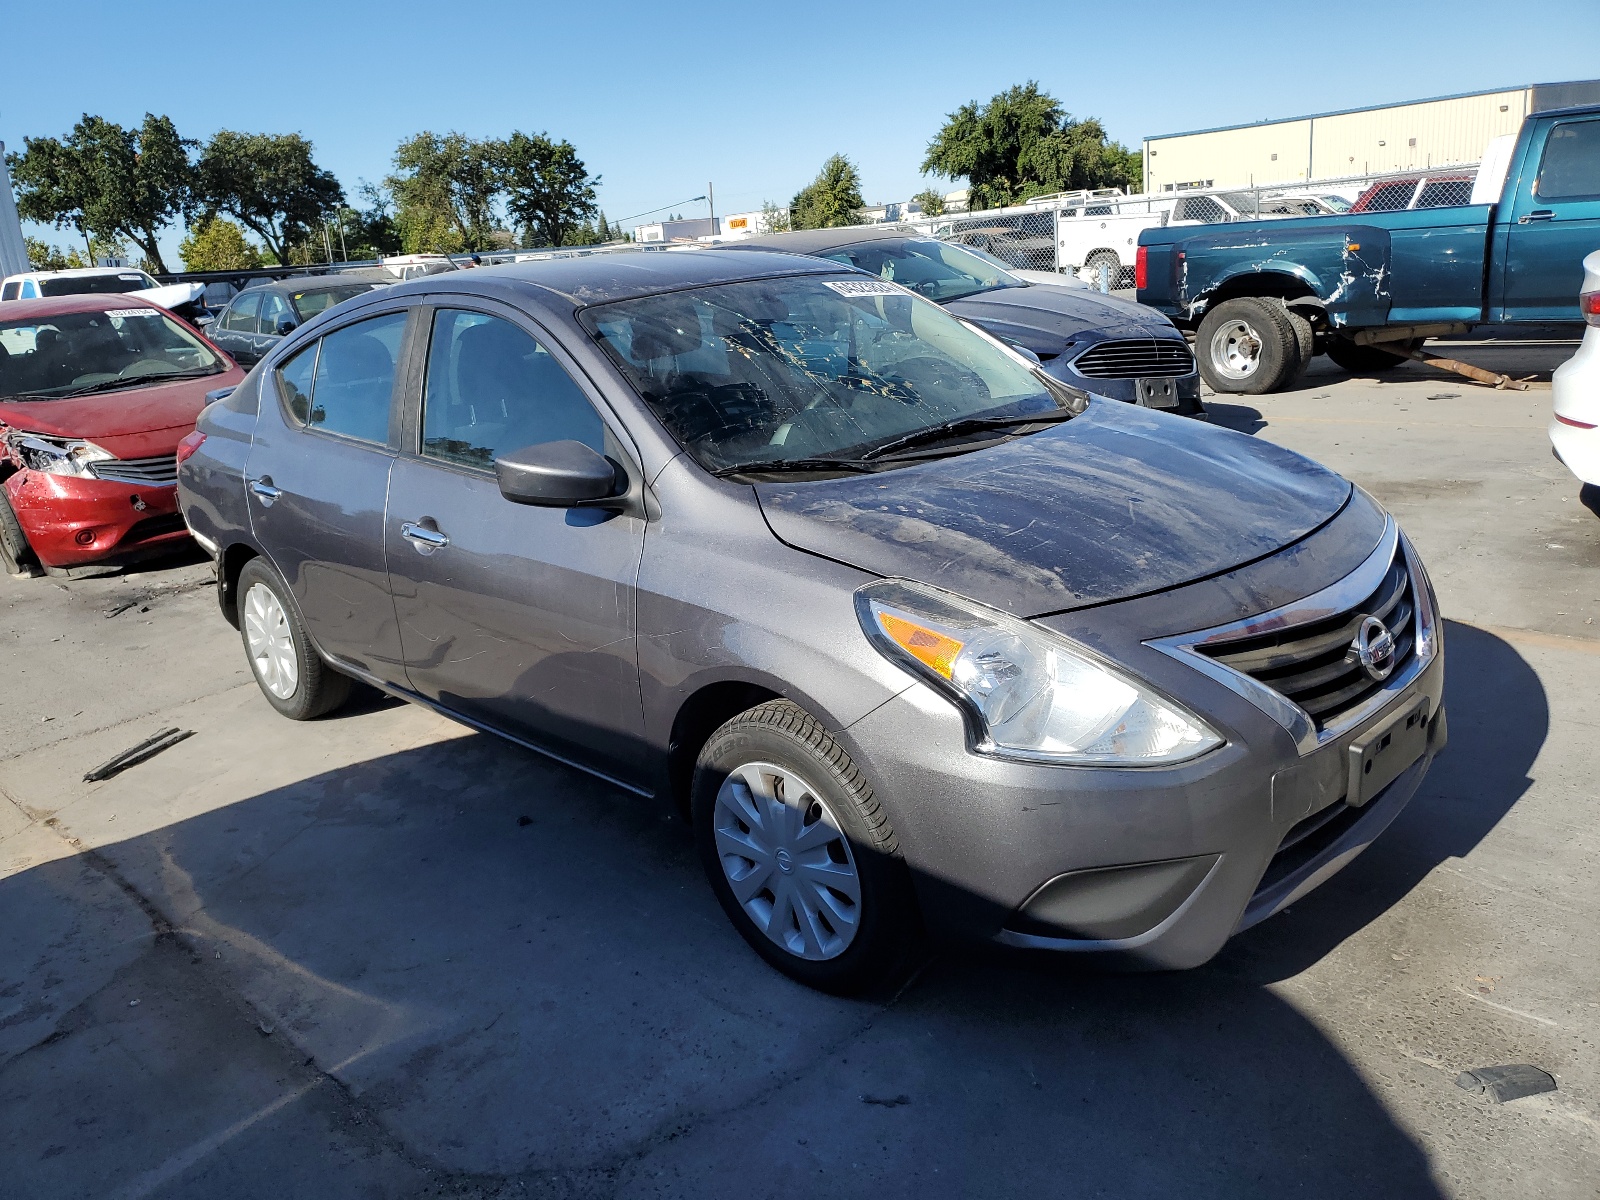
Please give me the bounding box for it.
[6,0,1598,266]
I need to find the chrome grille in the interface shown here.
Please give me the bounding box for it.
[89,455,178,486]
[1070,338,1195,379]
[1197,550,1417,729]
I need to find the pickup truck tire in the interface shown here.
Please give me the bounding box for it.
[1285,310,1314,383]
[1326,338,1420,375]
[1196,298,1301,395]
[1084,250,1127,289]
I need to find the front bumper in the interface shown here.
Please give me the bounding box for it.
[1045,358,1203,417]
[844,649,1443,968]
[4,470,189,568]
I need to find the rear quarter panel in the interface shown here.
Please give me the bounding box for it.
[177,373,261,556]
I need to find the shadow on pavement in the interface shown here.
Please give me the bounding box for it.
[1202,401,1266,435]
[0,621,1544,1197]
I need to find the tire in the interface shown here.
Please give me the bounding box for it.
[235,557,351,720]
[0,488,39,577]
[1285,309,1314,384]
[1195,297,1301,395]
[1083,250,1126,290]
[692,699,921,995]
[1325,337,1420,375]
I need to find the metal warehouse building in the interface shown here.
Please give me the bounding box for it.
[1142,79,1600,192]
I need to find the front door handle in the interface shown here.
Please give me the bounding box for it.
[248,477,282,506]
[1518,210,1555,223]
[401,521,450,553]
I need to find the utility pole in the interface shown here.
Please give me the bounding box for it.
[708,182,715,235]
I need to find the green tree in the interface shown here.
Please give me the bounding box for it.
[759,200,791,233]
[10,114,194,270]
[912,187,946,217]
[23,236,79,271]
[501,131,599,249]
[197,131,345,265]
[179,217,262,271]
[922,82,1139,209]
[790,154,864,229]
[388,133,504,254]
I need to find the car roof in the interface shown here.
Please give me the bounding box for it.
[725,227,926,256]
[0,294,176,320]
[379,248,847,308]
[236,271,393,298]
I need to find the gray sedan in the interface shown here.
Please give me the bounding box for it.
[177,249,1445,994]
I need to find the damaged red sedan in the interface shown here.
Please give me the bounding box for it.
[0,295,242,576]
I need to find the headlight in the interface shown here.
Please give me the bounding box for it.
[12,435,114,478]
[856,579,1223,766]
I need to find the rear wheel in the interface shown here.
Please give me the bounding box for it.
[1083,250,1126,289]
[0,489,39,577]
[236,557,351,720]
[693,700,920,995]
[1326,337,1420,375]
[1195,297,1301,394]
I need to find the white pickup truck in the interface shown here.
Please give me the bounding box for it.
[0,266,207,319]
[1055,191,1344,286]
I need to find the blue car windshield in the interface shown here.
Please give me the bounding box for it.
[582,274,1074,473]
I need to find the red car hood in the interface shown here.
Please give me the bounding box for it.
[0,368,244,460]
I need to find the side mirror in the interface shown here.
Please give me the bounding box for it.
[194,314,215,328]
[495,440,621,508]
[274,315,298,336]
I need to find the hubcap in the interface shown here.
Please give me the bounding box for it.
[242,582,299,700]
[713,761,862,961]
[1210,319,1263,379]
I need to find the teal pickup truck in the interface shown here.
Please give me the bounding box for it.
[1136,104,1600,394]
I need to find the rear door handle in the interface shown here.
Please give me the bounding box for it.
[1518,210,1555,223]
[401,521,449,552]
[248,477,282,505]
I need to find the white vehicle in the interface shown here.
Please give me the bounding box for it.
[1056,190,1344,285]
[378,253,459,280]
[1550,248,1600,490]
[0,266,205,316]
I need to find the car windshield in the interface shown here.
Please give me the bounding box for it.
[581,274,1075,474]
[291,283,385,320]
[815,238,1024,302]
[0,307,224,399]
[38,272,155,297]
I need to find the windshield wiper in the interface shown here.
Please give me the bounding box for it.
[711,457,885,478]
[860,408,1075,461]
[57,367,220,399]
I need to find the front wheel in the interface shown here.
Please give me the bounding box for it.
[693,700,921,995]
[0,489,39,577]
[236,557,351,720]
[1195,297,1302,395]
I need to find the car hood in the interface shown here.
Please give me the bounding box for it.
[0,369,243,459]
[945,285,1177,358]
[133,282,205,310]
[755,401,1351,617]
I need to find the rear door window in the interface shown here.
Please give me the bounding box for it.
[275,311,407,444]
[0,282,18,301]
[1536,120,1600,201]
[420,309,603,470]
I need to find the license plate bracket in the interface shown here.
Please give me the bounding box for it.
[1136,377,1180,408]
[1347,698,1430,808]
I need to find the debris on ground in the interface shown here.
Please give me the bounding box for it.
[83,728,195,783]
[103,599,140,619]
[1455,1064,1557,1103]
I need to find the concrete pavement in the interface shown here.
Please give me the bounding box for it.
[1,347,1595,1199]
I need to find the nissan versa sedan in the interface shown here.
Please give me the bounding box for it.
[730,227,1204,416]
[177,250,1445,994]
[0,295,243,575]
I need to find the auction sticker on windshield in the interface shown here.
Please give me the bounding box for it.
[823,280,902,297]
[105,308,161,318]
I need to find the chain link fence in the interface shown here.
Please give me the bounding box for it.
[902,162,1485,291]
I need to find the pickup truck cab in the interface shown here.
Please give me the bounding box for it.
[1137,104,1600,393]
